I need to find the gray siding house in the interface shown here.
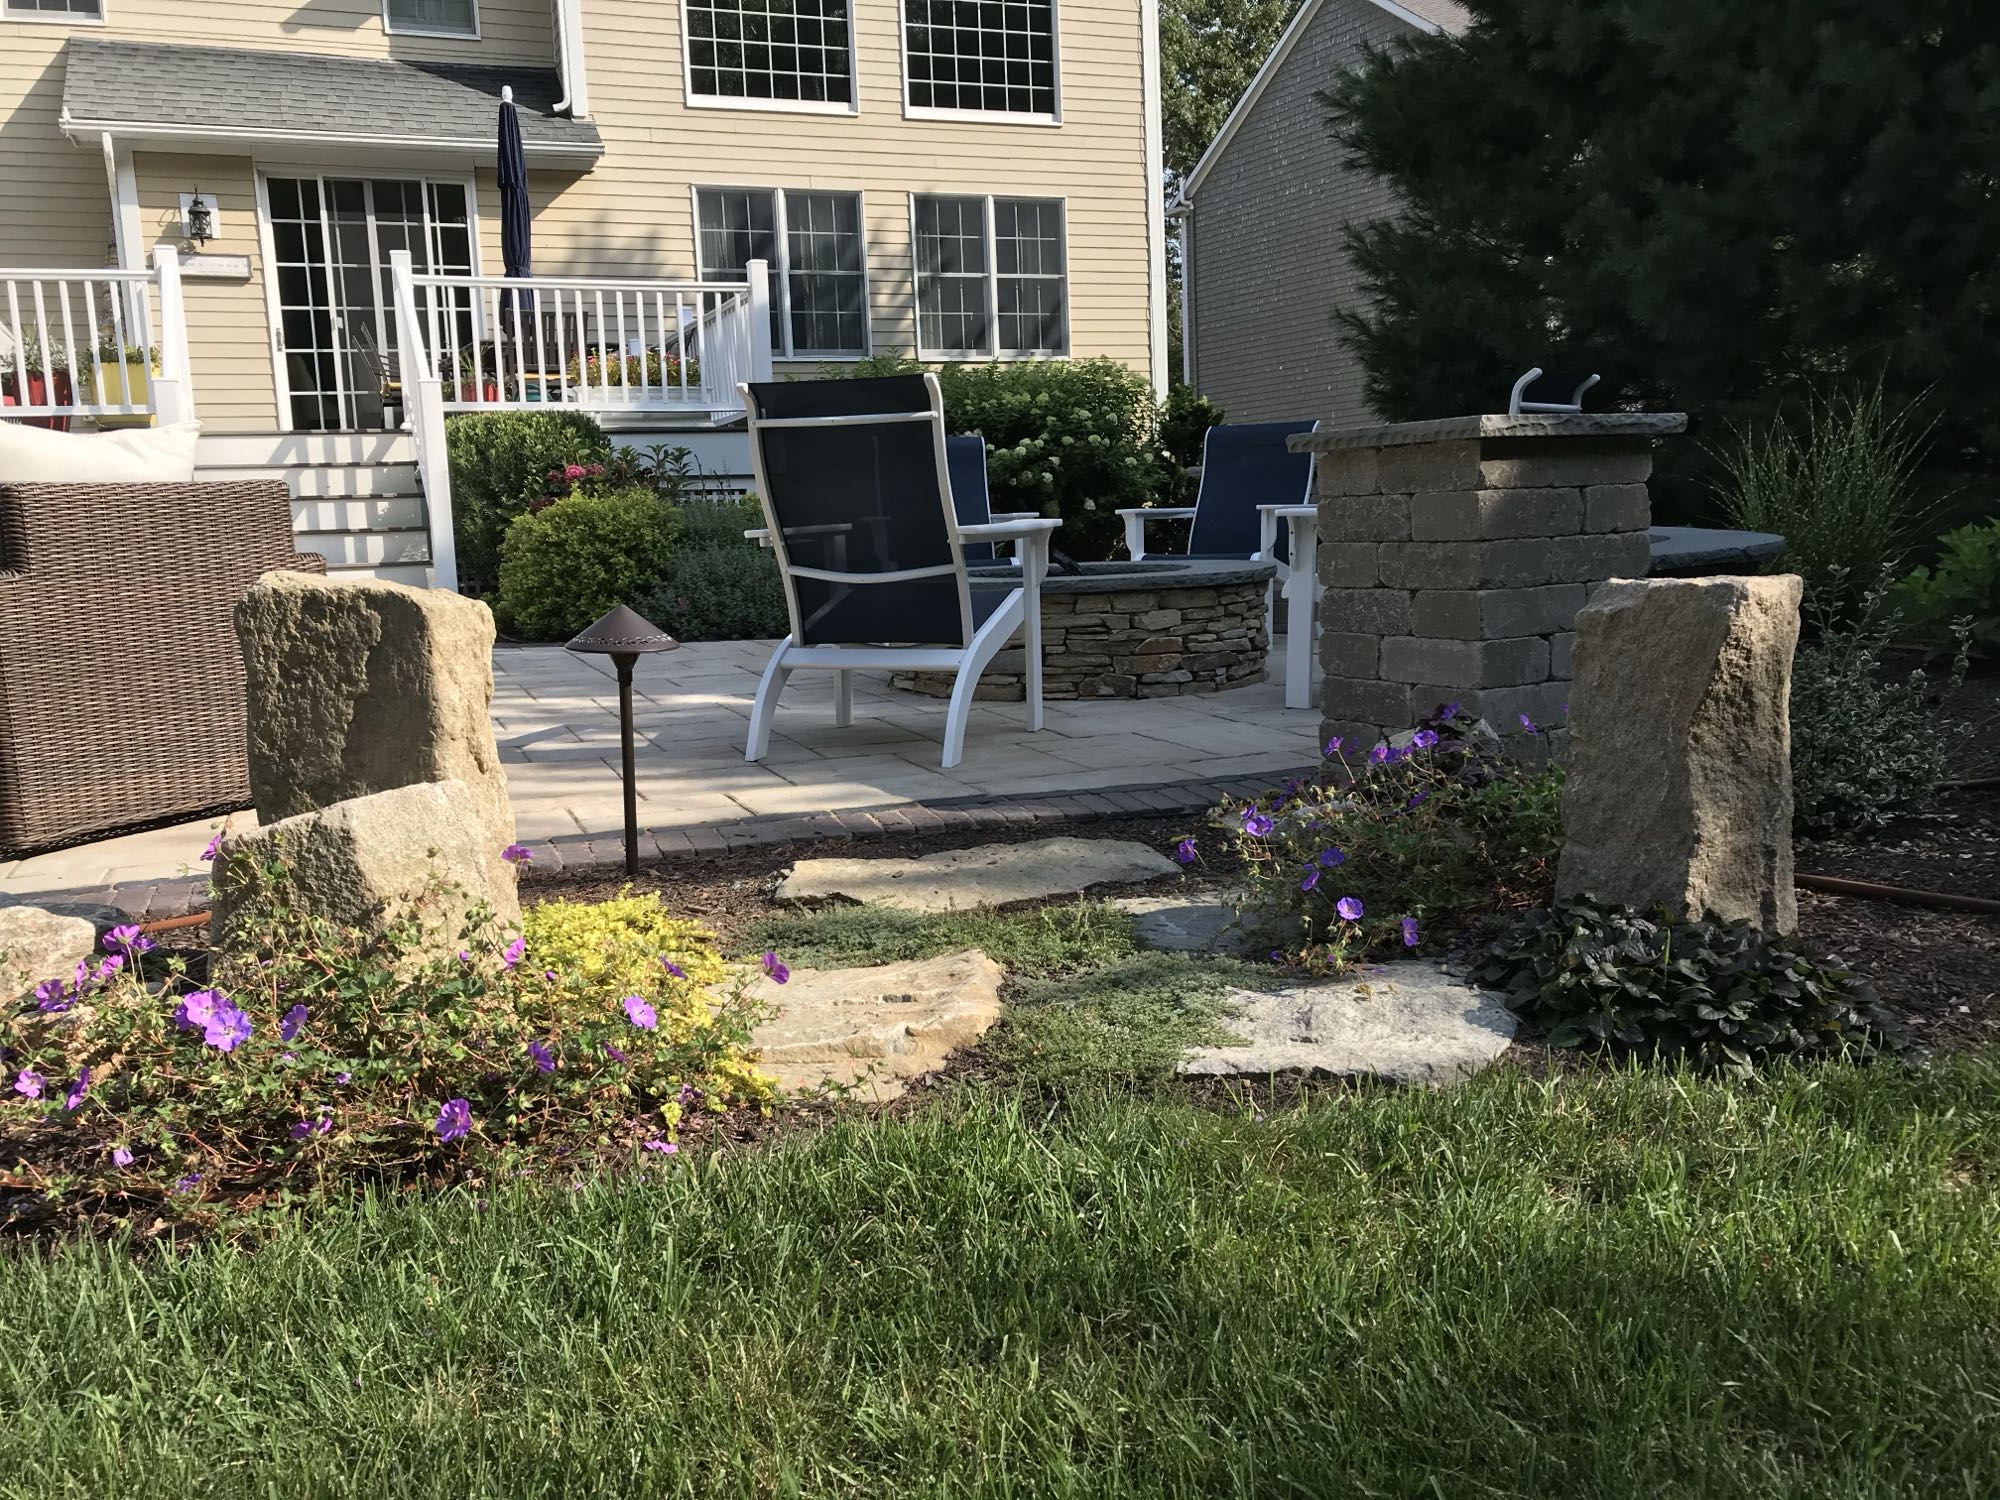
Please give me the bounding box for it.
[1177,0,1469,423]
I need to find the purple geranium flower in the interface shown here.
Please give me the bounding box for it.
[1401,917,1420,948]
[111,1145,133,1167]
[435,1098,472,1144]
[604,1044,629,1064]
[287,1115,333,1140]
[93,954,125,984]
[1318,848,1345,868]
[500,842,533,865]
[175,989,220,1032]
[762,951,790,985]
[33,977,70,1014]
[174,1173,202,1194]
[279,1004,308,1042]
[335,1071,353,1085]
[1368,743,1390,765]
[104,924,155,958]
[65,1067,91,1111]
[623,995,658,1030]
[501,936,527,970]
[642,1139,679,1155]
[1336,896,1365,922]
[204,1000,252,1053]
[200,832,224,862]
[1323,736,1343,756]
[1241,810,1274,838]
[528,1039,556,1074]
[1412,729,1439,750]
[661,958,687,980]
[1519,714,1538,734]
[1299,867,1320,893]
[13,1068,44,1099]
[1175,838,1198,866]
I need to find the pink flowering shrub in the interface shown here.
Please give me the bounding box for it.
[2,846,776,1226]
[1211,705,1564,972]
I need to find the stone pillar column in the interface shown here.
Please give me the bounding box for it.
[1297,412,1686,753]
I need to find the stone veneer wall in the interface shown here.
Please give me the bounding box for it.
[1303,412,1688,753]
[892,578,1271,701]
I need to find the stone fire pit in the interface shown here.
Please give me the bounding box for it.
[891,559,1275,702]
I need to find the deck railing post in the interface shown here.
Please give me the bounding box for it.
[149,245,192,426]
[745,258,774,385]
[391,249,460,593]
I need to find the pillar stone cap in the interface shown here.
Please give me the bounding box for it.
[1290,411,1688,454]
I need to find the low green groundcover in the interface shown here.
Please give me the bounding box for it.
[3,1058,1996,1496]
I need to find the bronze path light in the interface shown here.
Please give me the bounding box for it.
[565,604,679,876]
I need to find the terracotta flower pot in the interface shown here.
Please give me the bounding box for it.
[1,371,73,431]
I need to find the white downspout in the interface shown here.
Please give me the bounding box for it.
[551,0,589,117]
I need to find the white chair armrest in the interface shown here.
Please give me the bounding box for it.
[959,518,1062,541]
[1113,507,1197,520]
[988,510,1042,522]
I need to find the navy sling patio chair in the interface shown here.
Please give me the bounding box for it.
[740,374,1060,770]
[946,433,1041,563]
[1117,419,1318,565]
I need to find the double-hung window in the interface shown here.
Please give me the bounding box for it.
[695,187,869,357]
[902,0,1057,119]
[4,0,103,18]
[383,0,476,37]
[913,194,1066,358]
[685,0,855,109]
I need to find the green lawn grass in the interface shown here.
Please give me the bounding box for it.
[6,1056,1998,1498]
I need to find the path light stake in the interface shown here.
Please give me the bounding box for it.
[565,604,679,875]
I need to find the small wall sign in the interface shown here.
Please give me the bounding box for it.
[181,254,253,281]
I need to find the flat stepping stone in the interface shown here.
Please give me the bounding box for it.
[0,903,99,1002]
[747,949,1005,1102]
[1113,889,1258,955]
[777,836,1180,913]
[1178,962,1516,1087]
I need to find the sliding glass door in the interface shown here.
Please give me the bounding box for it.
[264,175,475,431]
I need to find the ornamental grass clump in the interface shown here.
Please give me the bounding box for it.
[1216,706,1564,972]
[1,847,776,1228]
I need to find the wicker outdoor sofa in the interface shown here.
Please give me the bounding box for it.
[0,480,326,857]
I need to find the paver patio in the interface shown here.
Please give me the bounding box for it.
[0,640,1319,904]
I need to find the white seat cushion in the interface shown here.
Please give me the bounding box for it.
[0,420,200,484]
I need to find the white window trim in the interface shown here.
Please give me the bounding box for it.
[381,0,480,40]
[677,0,861,117]
[896,0,1062,126]
[254,168,484,432]
[2,0,107,23]
[910,192,1069,361]
[690,183,873,361]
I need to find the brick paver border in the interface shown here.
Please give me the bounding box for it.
[88,768,1318,924]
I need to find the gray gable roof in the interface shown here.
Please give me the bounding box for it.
[61,37,601,157]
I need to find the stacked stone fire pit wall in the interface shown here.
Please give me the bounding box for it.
[892,561,1274,701]
[1296,412,1688,753]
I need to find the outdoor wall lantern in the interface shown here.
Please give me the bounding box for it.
[181,191,216,249]
[565,604,680,875]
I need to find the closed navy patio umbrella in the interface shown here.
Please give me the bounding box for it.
[497,85,533,320]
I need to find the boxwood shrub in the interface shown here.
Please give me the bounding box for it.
[496,487,678,641]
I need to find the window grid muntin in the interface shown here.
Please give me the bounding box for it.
[904,0,1055,117]
[696,185,869,357]
[914,193,1066,358]
[687,0,853,106]
[4,0,103,15]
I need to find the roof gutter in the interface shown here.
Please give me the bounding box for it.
[63,116,602,158]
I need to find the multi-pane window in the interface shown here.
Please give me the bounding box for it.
[903,0,1056,117]
[3,0,103,18]
[383,0,476,36]
[686,0,853,107]
[914,194,1066,357]
[695,187,868,357]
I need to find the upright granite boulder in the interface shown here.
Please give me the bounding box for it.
[0,903,98,1001]
[212,780,519,959]
[1557,575,1802,934]
[234,572,515,875]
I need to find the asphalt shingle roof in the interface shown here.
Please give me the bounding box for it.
[61,37,602,156]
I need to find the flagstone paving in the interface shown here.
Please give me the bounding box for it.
[0,640,1318,906]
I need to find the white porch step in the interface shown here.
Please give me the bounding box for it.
[206,463,420,499]
[298,529,432,569]
[290,496,427,532]
[196,430,414,467]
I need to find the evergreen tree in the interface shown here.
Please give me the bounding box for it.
[1324,0,2000,511]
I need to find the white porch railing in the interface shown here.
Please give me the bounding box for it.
[0,247,191,428]
[388,253,773,592]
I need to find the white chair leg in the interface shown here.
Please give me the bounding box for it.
[835,669,854,727]
[1021,537,1047,732]
[942,666,978,770]
[745,638,795,762]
